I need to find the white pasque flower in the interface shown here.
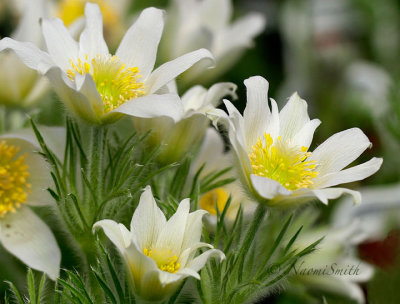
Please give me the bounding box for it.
[0,134,60,280]
[133,82,237,164]
[292,209,373,304]
[216,76,383,206]
[0,3,214,124]
[160,0,265,85]
[0,0,50,107]
[93,186,225,302]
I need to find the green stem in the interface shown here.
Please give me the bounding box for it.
[221,203,266,297]
[237,204,267,281]
[89,126,104,217]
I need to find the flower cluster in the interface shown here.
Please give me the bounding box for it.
[0,1,387,303]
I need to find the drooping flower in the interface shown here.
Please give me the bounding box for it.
[160,0,265,86]
[93,186,225,302]
[0,134,61,280]
[0,3,214,124]
[133,82,237,164]
[0,0,50,107]
[215,76,383,206]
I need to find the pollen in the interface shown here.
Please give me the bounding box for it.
[0,141,31,217]
[249,133,318,191]
[199,188,229,215]
[143,248,180,273]
[67,54,145,113]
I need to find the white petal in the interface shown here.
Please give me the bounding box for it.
[181,210,208,252]
[312,188,362,205]
[155,199,190,254]
[131,186,166,250]
[250,174,292,200]
[146,49,215,94]
[45,67,100,123]
[243,76,270,150]
[266,98,280,140]
[316,157,383,188]
[0,206,60,280]
[291,119,321,148]
[139,269,182,300]
[186,249,225,272]
[41,18,79,70]
[205,82,237,107]
[116,7,164,79]
[310,128,372,176]
[199,0,232,31]
[181,86,207,112]
[12,0,46,44]
[179,242,213,268]
[79,3,109,59]
[75,73,104,117]
[279,92,310,142]
[214,13,265,57]
[110,94,184,123]
[176,267,201,280]
[0,38,54,73]
[93,219,131,252]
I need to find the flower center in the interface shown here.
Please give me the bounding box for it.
[249,133,318,191]
[143,248,180,273]
[0,141,31,217]
[58,0,118,27]
[199,188,229,215]
[67,54,145,113]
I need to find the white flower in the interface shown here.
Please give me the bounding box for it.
[93,186,225,302]
[192,128,257,225]
[292,210,373,304]
[0,134,61,280]
[0,0,50,107]
[216,76,383,206]
[0,3,214,124]
[333,182,400,241]
[133,82,236,164]
[160,0,265,85]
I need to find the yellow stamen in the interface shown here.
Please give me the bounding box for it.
[249,133,318,191]
[199,188,229,215]
[0,141,31,217]
[143,248,180,273]
[57,0,119,27]
[67,54,145,113]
